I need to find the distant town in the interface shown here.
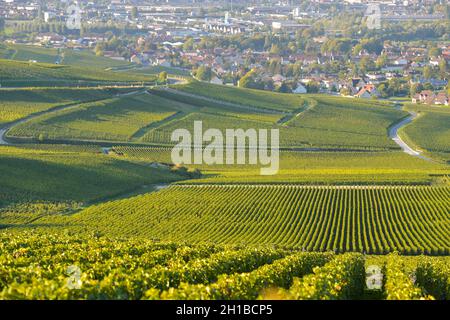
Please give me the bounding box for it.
[1,0,449,104]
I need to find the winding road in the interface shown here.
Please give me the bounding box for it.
[388,110,430,161]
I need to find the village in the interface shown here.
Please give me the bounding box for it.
[0,0,448,104]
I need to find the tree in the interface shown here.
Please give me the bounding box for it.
[131,7,138,20]
[340,87,351,96]
[306,82,320,93]
[158,71,168,84]
[410,83,423,97]
[0,18,5,33]
[195,66,212,81]
[238,70,256,88]
[270,44,281,55]
[439,59,448,79]
[359,56,376,74]
[377,83,389,98]
[183,38,194,51]
[423,66,432,80]
[276,82,291,93]
[428,47,441,58]
[37,133,46,143]
[376,54,388,69]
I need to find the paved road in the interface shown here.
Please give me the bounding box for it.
[0,127,8,145]
[388,111,430,161]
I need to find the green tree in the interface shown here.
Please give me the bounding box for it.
[158,71,168,84]
[270,44,281,55]
[195,66,212,81]
[276,82,291,93]
[0,18,5,33]
[428,47,441,58]
[410,83,423,97]
[377,83,389,98]
[183,38,194,51]
[359,56,376,73]
[238,70,255,88]
[131,7,138,20]
[306,82,320,93]
[423,66,432,80]
[376,54,388,69]
[438,59,447,79]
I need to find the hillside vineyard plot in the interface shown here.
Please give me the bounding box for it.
[0,59,152,87]
[7,93,182,142]
[1,233,449,300]
[38,185,450,255]
[0,146,184,226]
[143,85,407,150]
[109,147,450,184]
[0,88,115,127]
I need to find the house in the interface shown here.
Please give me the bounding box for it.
[412,90,434,104]
[435,93,449,106]
[272,74,286,86]
[355,84,380,99]
[411,90,448,105]
[292,83,307,94]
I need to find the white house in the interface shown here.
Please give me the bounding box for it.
[293,83,307,94]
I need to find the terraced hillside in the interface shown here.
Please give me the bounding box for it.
[1,233,449,300]
[142,84,407,150]
[0,88,117,127]
[0,145,185,227]
[7,93,182,142]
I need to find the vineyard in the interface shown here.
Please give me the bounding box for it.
[0,88,116,126]
[110,146,449,184]
[0,145,185,226]
[0,233,449,300]
[142,85,408,150]
[28,185,450,255]
[7,93,181,142]
[0,68,449,301]
[0,59,152,87]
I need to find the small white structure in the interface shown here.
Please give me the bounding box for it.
[293,83,307,94]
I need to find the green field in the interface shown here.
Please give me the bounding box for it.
[7,93,182,142]
[1,233,449,300]
[21,185,448,255]
[0,88,116,127]
[144,85,407,150]
[124,65,191,77]
[0,75,449,301]
[112,147,450,184]
[0,59,152,87]
[0,145,185,227]
[0,44,131,69]
[401,105,450,163]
